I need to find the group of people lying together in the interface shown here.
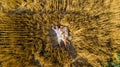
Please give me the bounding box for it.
[52,26,71,47]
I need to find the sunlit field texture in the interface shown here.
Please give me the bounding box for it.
[0,0,120,67]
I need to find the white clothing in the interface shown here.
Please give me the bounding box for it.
[53,28,64,40]
[52,27,70,45]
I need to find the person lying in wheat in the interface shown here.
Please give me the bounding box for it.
[52,26,70,47]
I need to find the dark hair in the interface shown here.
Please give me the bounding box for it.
[58,25,60,28]
[54,27,56,29]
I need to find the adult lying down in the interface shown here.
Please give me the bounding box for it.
[52,26,71,47]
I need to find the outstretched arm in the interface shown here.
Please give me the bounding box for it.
[63,27,67,31]
[52,27,57,32]
[52,26,55,30]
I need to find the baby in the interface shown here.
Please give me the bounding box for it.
[52,26,70,47]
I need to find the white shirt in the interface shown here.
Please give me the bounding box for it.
[53,28,63,40]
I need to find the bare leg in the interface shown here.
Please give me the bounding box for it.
[66,39,70,45]
[63,39,70,50]
[63,39,67,47]
[64,39,70,47]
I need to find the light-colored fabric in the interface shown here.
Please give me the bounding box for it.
[53,28,63,40]
[52,26,70,45]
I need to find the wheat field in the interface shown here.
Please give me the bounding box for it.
[0,0,120,67]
